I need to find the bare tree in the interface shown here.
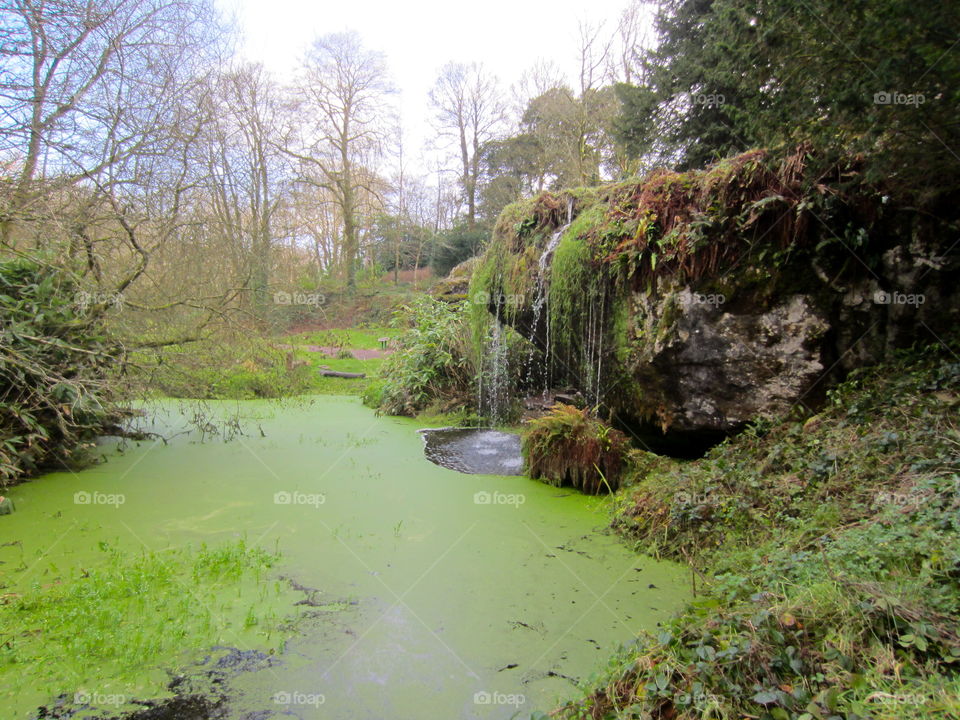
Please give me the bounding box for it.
[606,0,656,86]
[198,63,287,317]
[285,31,394,289]
[429,62,505,228]
[0,0,220,237]
[509,60,566,124]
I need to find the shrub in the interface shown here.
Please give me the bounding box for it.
[0,259,119,484]
[376,297,473,416]
[522,404,629,494]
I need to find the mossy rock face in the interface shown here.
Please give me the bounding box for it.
[430,256,479,302]
[472,148,960,435]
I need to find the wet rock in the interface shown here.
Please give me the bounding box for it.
[625,288,830,432]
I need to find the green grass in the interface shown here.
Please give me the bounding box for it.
[128,327,399,400]
[558,343,960,720]
[282,327,396,396]
[0,540,295,714]
[288,327,401,351]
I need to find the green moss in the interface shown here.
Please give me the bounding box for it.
[522,403,629,494]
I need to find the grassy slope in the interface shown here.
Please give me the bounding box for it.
[559,343,960,720]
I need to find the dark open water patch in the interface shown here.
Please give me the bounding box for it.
[419,427,524,475]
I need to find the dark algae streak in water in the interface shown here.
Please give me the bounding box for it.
[34,648,274,719]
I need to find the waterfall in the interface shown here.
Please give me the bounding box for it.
[522,198,576,398]
[482,197,581,420]
[525,221,569,397]
[593,289,605,409]
[479,293,510,425]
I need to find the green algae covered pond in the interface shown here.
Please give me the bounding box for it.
[0,396,689,719]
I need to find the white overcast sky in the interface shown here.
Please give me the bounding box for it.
[215,0,642,173]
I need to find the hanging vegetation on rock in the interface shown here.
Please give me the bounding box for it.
[522,404,629,494]
[470,146,959,437]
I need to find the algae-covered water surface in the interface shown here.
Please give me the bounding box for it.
[0,396,688,719]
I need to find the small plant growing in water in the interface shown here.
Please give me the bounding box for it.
[522,404,629,494]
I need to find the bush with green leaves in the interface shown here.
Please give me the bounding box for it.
[0,258,119,484]
[372,297,474,416]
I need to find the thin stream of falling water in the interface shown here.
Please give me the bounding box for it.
[594,289,605,409]
[526,224,566,394]
[489,318,508,424]
[479,290,509,425]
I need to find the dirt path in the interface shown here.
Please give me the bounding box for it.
[275,343,391,360]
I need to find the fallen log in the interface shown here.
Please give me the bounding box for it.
[318,369,366,379]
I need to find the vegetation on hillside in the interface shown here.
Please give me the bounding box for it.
[0,259,121,485]
[557,343,960,719]
[365,297,474,416]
